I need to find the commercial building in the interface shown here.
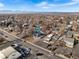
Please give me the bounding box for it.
[0,46,21,59]
[73,32,79,41]
[64,38,74,48]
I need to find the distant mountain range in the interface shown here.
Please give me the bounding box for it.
[0,10,79,15]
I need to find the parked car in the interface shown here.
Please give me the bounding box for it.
[11,44,31,59]
[45,34,53,42]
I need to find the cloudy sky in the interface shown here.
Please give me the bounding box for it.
[0,0,79,12]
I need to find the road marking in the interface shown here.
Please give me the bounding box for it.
[26,41,51,53]
[56,54,69,59]
[0,28,63,59]
[0,28,52,53]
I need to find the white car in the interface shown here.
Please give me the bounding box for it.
[45,34,53,42]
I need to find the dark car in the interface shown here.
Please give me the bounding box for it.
[11,44,31,59]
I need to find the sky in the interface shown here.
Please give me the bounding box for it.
[0,0,79,12]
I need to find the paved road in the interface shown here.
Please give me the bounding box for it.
[0,28,63,59]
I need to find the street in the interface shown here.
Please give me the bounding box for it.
[0,28,63,59]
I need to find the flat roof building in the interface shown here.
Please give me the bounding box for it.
[64,38,74,48]
[0,46,21,59]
